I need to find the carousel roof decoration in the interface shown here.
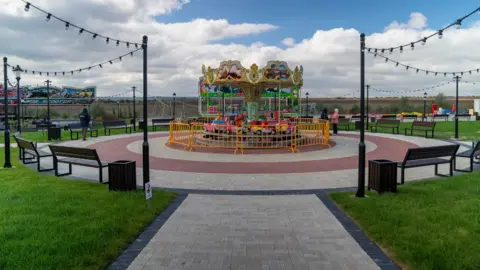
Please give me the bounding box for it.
[201,60,303,88]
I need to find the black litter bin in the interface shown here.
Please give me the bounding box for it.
[138,121,145,131]
[48,127,62,140]
[368,159,397,193]
[355,121,361,130]
[108,160,137,191]
[370,117,376,123]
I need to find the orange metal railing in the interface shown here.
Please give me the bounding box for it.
[168,119,330,154]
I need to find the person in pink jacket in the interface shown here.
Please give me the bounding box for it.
[331,108,339,135]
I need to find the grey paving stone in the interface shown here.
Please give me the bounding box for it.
[127,194,379,270]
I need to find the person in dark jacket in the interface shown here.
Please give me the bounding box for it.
[320,108,328,120]
[79,107,91,141]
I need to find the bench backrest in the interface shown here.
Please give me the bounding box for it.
[152,118,173,124]
[457,114,471,117]
[339,118,350,123]
[412,121,435,128]
[14,136,38,155]
[402,114,418,118]
[49,145,100,161]
[376,119,400,125]
[433,114,449,118]
[103,120,126,127]
[403,145,459,163]
[381,115,397,119]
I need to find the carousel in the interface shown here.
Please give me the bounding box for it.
[168,60,329,153]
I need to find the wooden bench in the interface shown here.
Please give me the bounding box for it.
[67,123,99,140]
[454,141,480,172]
[457,114,471,121]
[369,119,400,134]
[404,121,436,138]
[433,114,449,121]
[103,120,133,136]
[397,145,459,184]
[13,136,53,172]
[380,114,397,119]
[350,115,367,122]
[401,114,418,122]
[48,145,108,183]
[337,118,351,131]
[152,118,173,131]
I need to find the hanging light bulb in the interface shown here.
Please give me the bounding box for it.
[455,20,462,29]
[421,37,427,45]
[135,44,138,48]
[24,2,30,12]
[410,42,414,50]
[106,38,110,44]
[119,56,122,61]
[127,42,130,48]
[381,49,385,54]
[389,48,393,54]
[396,62,399,67]
[385,58,388,62]
[46,13,51,22]
[65,22,70,30]
[109,61,112,64]
[116,40,120,46]
[438,30,443,39]
[79,28,84,34]
[93,34,97,39]
[374,53,377,57]
[99,64,103,68]
[400,46,403,53]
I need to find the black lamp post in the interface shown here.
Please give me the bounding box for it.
[3,57,12,168]
[132,86,136,131]
[45,79,51,141]
[305,92,309,117]
[366,85,370,129]
[117,101,120,117]
[14,65,22,135]
[173,92,176,119]
[423,92,427,121]
[454,75,460,139]
[142,35,150,190]
[356,33,366,198]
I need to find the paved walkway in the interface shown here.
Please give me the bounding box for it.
[127,195,379,270]
[20,131,477,269]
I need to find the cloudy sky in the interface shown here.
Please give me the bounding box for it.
[1,0,480,98]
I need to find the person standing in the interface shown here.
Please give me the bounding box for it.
[79,107,91,141]
[331,108,339,135]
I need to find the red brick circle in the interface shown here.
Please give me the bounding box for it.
[88,134,418,174]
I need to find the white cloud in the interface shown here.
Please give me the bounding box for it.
[281,37,295,47]
[385,12,428,31]
[0,3,479,100]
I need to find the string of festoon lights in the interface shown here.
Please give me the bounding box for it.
[95,89,142,100]
[368,51,480,76]
[6,47,142,77]
[369,82,452,94]
[21,0,140,48]
[364,6,480,53]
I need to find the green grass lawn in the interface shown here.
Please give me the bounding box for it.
[330,173,480,270]
[0,149,176,269]
[365,120,480,141]
[0,125,169,144]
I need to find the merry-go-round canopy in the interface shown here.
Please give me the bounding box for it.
[201,60,303,89]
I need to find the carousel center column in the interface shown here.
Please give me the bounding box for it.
[243,87,260,121]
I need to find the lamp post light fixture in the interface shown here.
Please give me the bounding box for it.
[305,92,309,117]
[13,65,23,136]
[3,57,12,168]
[172,92,176,119]
[423,92,427,121]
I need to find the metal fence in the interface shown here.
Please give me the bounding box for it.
[168,120,330,154]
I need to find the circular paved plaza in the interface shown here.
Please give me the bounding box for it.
[51,131,470,191]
